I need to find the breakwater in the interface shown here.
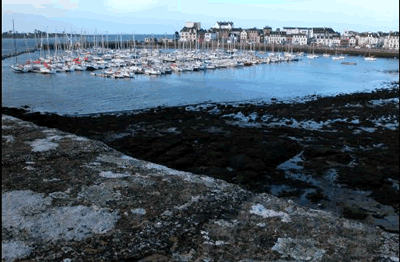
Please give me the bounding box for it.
[3,41,398,59]
[2,48,38,60]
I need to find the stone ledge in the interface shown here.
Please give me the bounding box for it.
[2,114,399,261]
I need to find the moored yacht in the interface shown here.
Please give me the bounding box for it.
[332,55,345,60]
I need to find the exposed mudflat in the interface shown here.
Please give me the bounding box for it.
[2,81,399,234]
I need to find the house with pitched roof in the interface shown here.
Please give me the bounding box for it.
[179,22,202,42]
[342,29,359,38]
[247,28,263,43]
[282,27,311,37]
[307,27,339,46]
[197,29,207,43]
[229,28,241,43]
[341,31,359,47]
[212,21,234,30]
[292,34,307,45]
[349,36,357,47]
[315,34,341,47]
[204,29,217,42]
[180,26,198,42]
[240,29,248,43]
[383,31,399,50]
[310,27,338,38]
[266,31,287,44]
[357,32,380,47]
[263,26,272,36]
[219,29,230,41]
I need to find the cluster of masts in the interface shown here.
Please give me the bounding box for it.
[11,45,375,76]
[10,45,305,76]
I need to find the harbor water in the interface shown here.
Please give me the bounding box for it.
[2,48,399,116]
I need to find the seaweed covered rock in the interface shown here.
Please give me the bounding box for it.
[2,114,399,261]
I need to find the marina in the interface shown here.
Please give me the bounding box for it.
[2,46,398,116]
[7,43,301,77]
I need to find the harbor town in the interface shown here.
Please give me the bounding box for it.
[5,21,400,76]
[3,21,400,51]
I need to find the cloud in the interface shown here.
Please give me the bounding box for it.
[2,0,79,10]
[2,0,80,21]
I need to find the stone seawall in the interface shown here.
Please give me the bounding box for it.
[2,114,399,261]
[3,41,398,59]
[1,49,38,60]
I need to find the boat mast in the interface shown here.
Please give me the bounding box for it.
[94,28,97,49]
[46,28,50,58]
[12,19,18,64]
[106,31,109,49]
[54,31,58,57]
[24,35,33,62]
[40,33,43,59]
[70,28,74,54]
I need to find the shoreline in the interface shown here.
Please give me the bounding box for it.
[3,81,399,233]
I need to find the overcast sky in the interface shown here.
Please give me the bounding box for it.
[2,0,399,34]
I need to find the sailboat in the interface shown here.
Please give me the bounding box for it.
[10,20,30,73]
[364,49,376,61]
[322,46,330,57]
[331,48,345,60]
[307,43,319,59]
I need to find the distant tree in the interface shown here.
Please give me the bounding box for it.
[174,31,180,41]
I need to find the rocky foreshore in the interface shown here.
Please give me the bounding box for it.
[2,82,399,261]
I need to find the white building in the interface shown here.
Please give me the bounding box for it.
[204,29,217,42]
[180,27,197,42]
[179,22,202,42]
[341,31,358,47]
[240,30,248,42]
[357,32,380,47]
[212,21,233,30]
[292,34,307,45]
[349,36,357,47]
[310,27,338,39]
[266,31,287,44]
[342,29,359,38]
[384,32,399,50]
[282,27,311,37]
[316,35,340,47]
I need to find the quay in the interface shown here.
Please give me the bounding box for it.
[2,48,38,60]
[5,40,398,60]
